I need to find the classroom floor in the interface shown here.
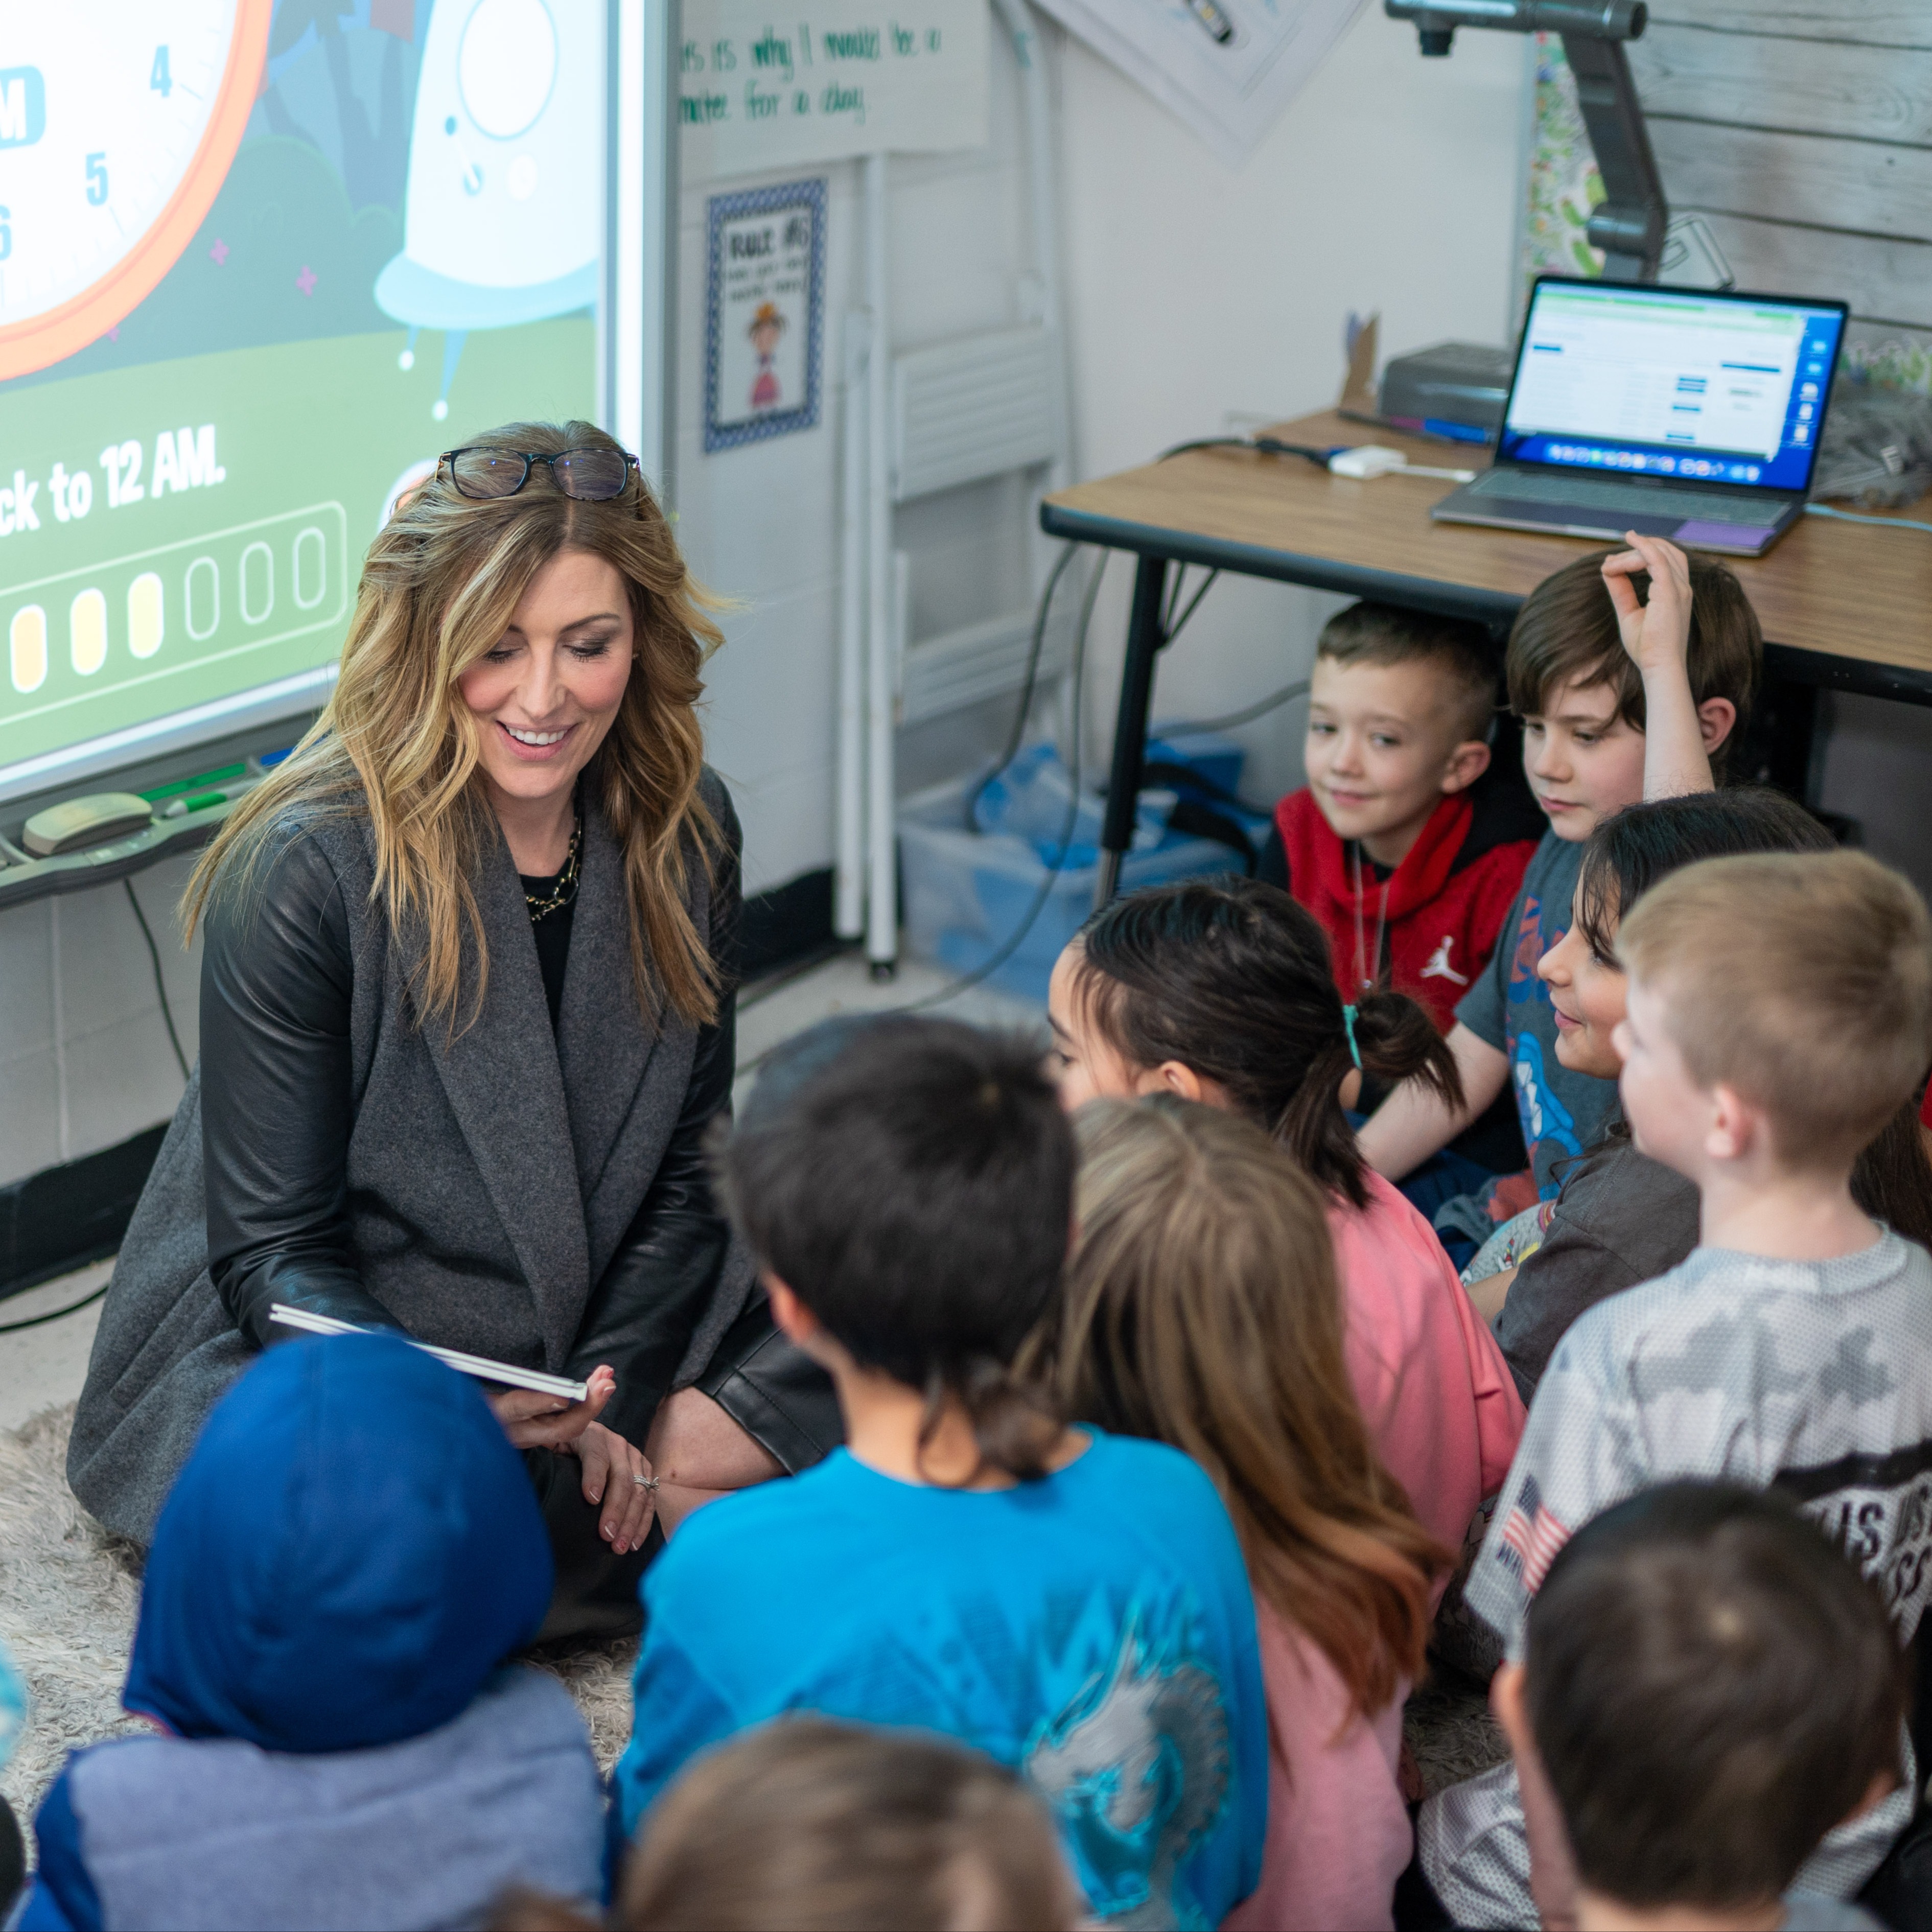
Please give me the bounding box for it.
[0,948,1041,1432]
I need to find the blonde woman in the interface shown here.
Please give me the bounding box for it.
[69,424,837,1636]
[1026,1098,1450,1931]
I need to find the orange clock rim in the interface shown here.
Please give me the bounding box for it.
[0,0,275,384]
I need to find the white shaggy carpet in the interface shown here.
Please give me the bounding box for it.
[0,1402,1505,1836]
[0,1403,640,1828]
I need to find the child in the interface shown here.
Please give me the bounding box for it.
[1421,849,1932,1927]
[1468,790,1932,1397]
[1027,1098,1449,1931]
[1493,1481,1906,1932]
[1359,534,1762,1240]
[500,1718,1083,1931]
[17,1333,603,1932]
[609,1017,1268,1929]
[1261,601,1543,1035]
[1048,878,1525,1560]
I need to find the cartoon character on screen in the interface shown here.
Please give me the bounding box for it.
[748,301,787,411]
[376,0,599,420]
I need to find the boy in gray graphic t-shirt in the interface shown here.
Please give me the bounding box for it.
[1422,850,1932,1930]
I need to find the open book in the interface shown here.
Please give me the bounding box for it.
[268,1304,590,1403]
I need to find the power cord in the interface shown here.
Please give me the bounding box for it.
[1805,503,1932,535]
[1159,676,1312,737]
[1159,434,1340,466]
[963,541,1080,832]
[125,878,190,1083]
[0,1276,111,1334]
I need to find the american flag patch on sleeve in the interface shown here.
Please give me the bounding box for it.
[1497,1474,1570,1592]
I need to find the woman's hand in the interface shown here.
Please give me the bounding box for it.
[566,1421,658,1554]
[488,1363,616,1450]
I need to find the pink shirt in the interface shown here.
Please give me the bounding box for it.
[1327,1171,1526,1567]
[1222,1597,1411,1932]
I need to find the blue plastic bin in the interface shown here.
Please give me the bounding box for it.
[898,771,1248,1006]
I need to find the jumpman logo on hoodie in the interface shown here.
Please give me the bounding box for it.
[1420,936,1469,985]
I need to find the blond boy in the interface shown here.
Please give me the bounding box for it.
[1422,851,1932,1928]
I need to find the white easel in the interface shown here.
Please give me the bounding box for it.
[834,0,1073,977]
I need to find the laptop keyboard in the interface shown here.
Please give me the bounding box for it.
[1468,468,1776,526]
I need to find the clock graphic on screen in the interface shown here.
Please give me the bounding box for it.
[0,2,273,383]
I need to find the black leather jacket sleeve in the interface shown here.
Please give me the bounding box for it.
[563,803,744,1448]
[200,829,400,1349]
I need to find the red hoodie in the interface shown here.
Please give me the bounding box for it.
[1273,781,1541,1034]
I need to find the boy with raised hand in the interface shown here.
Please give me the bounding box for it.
[1492,1481,1905,1932]
[1421,849,1932,1928]
[1358,534,1760,1242]
[609,1016,1267,1930]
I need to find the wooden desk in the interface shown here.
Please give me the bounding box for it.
[1041,408,1932,902]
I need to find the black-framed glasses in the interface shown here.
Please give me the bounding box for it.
[439,446,640,502]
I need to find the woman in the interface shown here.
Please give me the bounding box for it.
[68,423,837,1635]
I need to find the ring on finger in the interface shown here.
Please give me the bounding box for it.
[633,1474,659,1491]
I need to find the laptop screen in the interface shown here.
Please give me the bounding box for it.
[1498,281,1847,494]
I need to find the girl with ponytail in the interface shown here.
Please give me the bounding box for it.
[1047,879,1526,1557]
[1025,1096,1452,1931]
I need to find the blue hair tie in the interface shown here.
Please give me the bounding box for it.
[1342,1004,1363,1070]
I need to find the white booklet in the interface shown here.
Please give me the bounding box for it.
[268,1304,590,1403]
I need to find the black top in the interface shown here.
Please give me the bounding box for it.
[518,866,575,1032]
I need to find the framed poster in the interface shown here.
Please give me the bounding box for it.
[704,178,826,453]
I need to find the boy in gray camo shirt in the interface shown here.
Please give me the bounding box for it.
[1422,849,1932,1929]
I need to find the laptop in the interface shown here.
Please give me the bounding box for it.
[1431,276,1848,557]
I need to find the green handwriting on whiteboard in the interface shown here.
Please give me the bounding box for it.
[681,14,952,130]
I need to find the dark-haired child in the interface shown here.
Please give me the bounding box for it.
[1493,1482,1905,1932]
[17,1334,602,1932]
[609,1017,1267,1929]
[501,1718,1083,1932]
[1262,602,1542,1039]
[1468,789,1932,1400]
[1048,880,1524,1564]
[1360,534,1762,1243]
[1423,850,1932,1925]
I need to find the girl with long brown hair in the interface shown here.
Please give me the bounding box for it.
[68,423,838,1632]
[1027,1097,1450,1931]
[1046,877,1525,1562]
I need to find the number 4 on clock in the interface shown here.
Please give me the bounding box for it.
[151,47,172,98]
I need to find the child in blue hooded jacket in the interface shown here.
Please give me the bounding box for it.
[14,1334,603,1932]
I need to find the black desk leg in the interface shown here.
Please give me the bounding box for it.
[1762,677,1821,803]
[1095,555,1169,910]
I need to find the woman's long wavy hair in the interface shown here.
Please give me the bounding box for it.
[1021,1097,1450,1720]
[183,421,726,1032]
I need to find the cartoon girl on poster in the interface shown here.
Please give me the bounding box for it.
[748,301,786,410]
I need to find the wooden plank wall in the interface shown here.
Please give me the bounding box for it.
[1631,2,1932,385]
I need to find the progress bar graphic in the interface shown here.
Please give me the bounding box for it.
[2,505,349,739]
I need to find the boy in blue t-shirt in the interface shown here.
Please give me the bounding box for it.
[1359,534,1762,1253]
[611,1017,1267,1930]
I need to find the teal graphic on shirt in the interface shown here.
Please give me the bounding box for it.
[1026,1614,1232,1929]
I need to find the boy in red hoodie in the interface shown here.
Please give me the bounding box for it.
[1261,602,1544,1036]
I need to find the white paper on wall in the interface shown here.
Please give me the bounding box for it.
[1033,0,1366,169]
[680,2,990,178]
